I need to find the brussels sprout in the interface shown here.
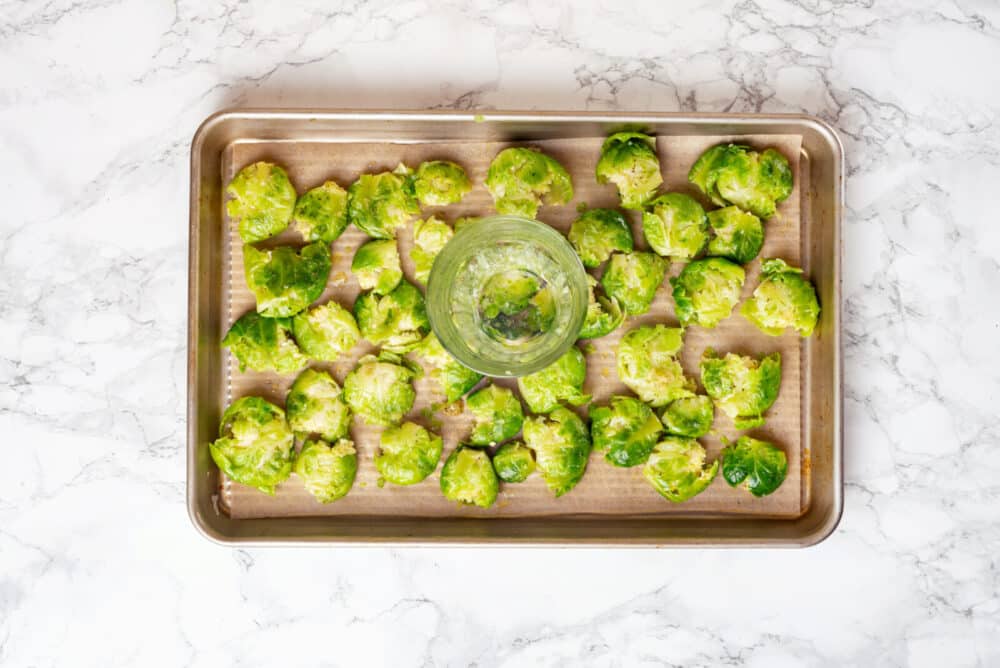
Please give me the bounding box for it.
[222,311,307,374]
[595,131,662,209]
[477,269,556,342]
[226,161,296,243]
[347,165,420,239]
[375,421,443,485]
[209,396,294,494]
[600,251,668,316]
[643,436,718,502]
[351,239,403,295]
[642,193,709,260]
[661,395,714,438]
[740,258,820,337]
[413,160,471,206]
[700,348,781,429]
[343,353,416,426]
[567,208,633,268]
[705,206,764,265]
[720,436,788,497]
[516,346,590,414]
[589,395,663,467]
[523,406,592,497]
[669,257,745,328]
[410,216,454,284]
[616,325,695,407]
[579,275,625,339]
[285,368,351,441]
[292,180,349,243]
[294,438,357,503]
[492,441,536,483]
[354,280,429,353]
[411,332,483,402]
[440,445,499,508]
[485,147,573,217]
[466,384,524,446]
[291,300,360,362]
[244,242,332,318]
[688,144,793,219]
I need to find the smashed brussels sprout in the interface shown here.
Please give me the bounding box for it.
[294,438,357,503]
[286,368,351,441]
[706,206,764,265]
[375,421,443,485]
[410,216,454,284]
[568,208,633,268]
[354,280,429,353]
[351,239,403,295]
[661,395,714,438]
[347,165,420,239]
[492,441,536,483]
[516,346,590,414]
[226,161,296,243]
[670,257,745,328]
[291,300,360,362]
[589,395,664,467]
[700,348,781,429]
[413,160,471,206]
[642,193,709,260]
[411,332,482,402]
[595,131,662,209]
[600,251,668,316]
[244,242,331,318]
[440,446,499,508]
[579,275,625,339]
[616,325,694,407]
[740,258,820,337]
[292,180,349,243]
[721,436,788,497]
[223,311,307,373]
[343,353,416,426]
[688,144,793,219]
[523,406,592,497]
[209,396,294,494]
[485,147,573,217]
[466,384,524,446]
[643,436,718,502]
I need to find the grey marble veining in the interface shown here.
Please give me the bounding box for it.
[1,0,998,666]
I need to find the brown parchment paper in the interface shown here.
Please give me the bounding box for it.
[220,132,804,520]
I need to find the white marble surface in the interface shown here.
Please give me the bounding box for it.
[2,0,999,665]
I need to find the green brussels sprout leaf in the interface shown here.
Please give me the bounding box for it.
[705,206,764,265]
[222,311,307,374]
[351,239,403,295]
[720,435,788,497]
[661,395,714,438]
[244,242,332,318]
[492,441,536,483]
[579,275,625,339]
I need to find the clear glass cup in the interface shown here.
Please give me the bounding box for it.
[426,215,588,377]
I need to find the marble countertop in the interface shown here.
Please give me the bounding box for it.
[2,1,998,666]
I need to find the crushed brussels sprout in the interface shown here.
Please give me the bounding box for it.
[589,395,664,467]
[579,275,625,339]
[413,160,471,206]
[209,396,294,495]
[642,193,709,260]
[440,445,499,508]
[523,406,592,497]
[411,216,454,285]
[643,436,718,502]
[721,436,788,497]
[700,348,781,429]
[600,251,668,316]
[740,258,820,337]
[222,311,307,374]
[294,438,357,503]
[688,144,793,219]
[375,421,443,486]
[343,353,417,426]
[567,208,633,268]
[661,395,714,438]
[516,346,590,414]
[595,131,662,209]
[226,161,296,243]
[291,300,360,362]
[354,280,429,353]
[485,147,573,218]
[351,239,403,295]
[705,206,764,265]
[466,384,524,446]
[492,441,536,483]
[286,368,351,441]
[244,242,331,318]
[347,165,420,239]
[292,180,349,243]
[670,257,745,328]
[411,332,483,403]
[616,325,694,407]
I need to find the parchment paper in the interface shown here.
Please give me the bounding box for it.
[220,131,805,520]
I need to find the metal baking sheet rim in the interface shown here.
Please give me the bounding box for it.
[187,109,844,548]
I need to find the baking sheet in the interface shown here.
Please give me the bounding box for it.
[220,132,804,520]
